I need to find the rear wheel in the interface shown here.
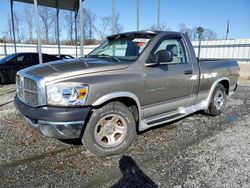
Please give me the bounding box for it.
[82,101,136,156]
[205,83,227,116]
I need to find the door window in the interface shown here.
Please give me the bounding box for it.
[42,54,59,62]
[154,39,186,64]
[8,55,25,64]
[15,54,33,64]
[16,55,25,62]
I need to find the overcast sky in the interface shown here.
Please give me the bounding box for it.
[0,0,249,39]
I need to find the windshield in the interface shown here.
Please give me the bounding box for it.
[0,53,17,64]
[88,34,154,61]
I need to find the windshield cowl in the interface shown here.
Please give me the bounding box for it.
[87,54,121,63]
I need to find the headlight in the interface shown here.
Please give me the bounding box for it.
[47,83,89,106]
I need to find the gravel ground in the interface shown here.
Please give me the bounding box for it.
[0,82,249,188]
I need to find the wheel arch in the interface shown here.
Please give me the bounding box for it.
[206,77,230,107]
[92,92,141,131]
[218,79,229,95]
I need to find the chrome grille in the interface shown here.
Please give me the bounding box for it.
[16,75,39,106]
[24,78,37,91]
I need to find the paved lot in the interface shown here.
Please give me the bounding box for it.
[0,82,249,188]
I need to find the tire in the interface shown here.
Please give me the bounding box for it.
[205,83,227,116]
[82,101,136,156]
[0,73,3,85]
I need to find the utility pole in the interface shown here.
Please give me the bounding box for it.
[10,0,17,53]
[157,0,160,29]
[137,0,140,31]
[112,0,116,34]
[33,0,43,64]
[75,11,78,58]
[79,0,84,57]
[56,5,60,55]
[226,20,229,40]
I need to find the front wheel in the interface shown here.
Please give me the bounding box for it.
[82,101,136,156]
[205,83,227,116]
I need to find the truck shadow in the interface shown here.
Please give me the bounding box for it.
[112,155,158,188]
[59,138,83,146]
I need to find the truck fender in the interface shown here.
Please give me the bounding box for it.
[92,91,142,125]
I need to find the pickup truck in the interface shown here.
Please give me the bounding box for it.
[14,31,239,156]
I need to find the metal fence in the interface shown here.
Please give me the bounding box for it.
[192,39,250,64]
[0,43,98,59]
[1,39,250,64]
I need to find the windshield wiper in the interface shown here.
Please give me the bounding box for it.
[99,54,121,62]
[88,54,121,62]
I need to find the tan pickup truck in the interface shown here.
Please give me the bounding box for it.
[15,31,239,156]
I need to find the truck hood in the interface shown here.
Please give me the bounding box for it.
[20,57,129,82]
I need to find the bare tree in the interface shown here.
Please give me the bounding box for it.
[191,27,198,41]
[50,10,62,44]
[75,8,96,41]
[203,28,217,40]
[178,23,193,39]
[64,11,75,44]
[94,14,123,40]
[178,23,217,41]
[94,16,111,40]
[84,9,96,40]
[39,7,54,44]
[146,23,171,31]
[1,30,9,42]
[7,16,13,41]
[23,7,34,43]
[4,13,23,43]
[14,12,22,43]
[111,14,123,34]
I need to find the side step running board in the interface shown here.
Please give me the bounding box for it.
[140,111,186,131]
[146,113,183,125]
[139,102,207,131]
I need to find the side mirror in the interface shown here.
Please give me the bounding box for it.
[154,50,173,64]
[145,50,173,67]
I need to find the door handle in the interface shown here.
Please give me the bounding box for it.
[184,70,193,75]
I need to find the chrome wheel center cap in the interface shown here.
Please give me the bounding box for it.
[104,123,116,135]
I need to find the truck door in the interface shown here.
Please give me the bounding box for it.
[142,37,196,118]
